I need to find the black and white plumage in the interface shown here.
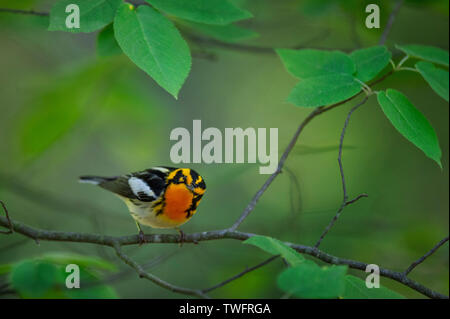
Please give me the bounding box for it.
[80,167,169,202]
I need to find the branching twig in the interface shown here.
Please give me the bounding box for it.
[112,242,210,299]
[314,97,370,248]
[337,97,369,203]
[378,0,404,45]
[229,70,396,232]
[314,0,404,248]
[404,236,449,276]
[229,107,325,231]
[1,215,447,299]
[202,255,280,294]
[0,200,13,234]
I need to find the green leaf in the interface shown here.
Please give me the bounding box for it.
[145,0,252,25]
[277,264,348,298]
[114,4,191,98]
[10,260,59,298]
[396,44,449,66]
[243,235,305,266]
[97,23,122,57]
[41,252,118,271]
[179,21,258,43]
[350,46,392,82]
[288,73,361,107]
[49,0,122,33]
[342,275,405,299]
[377,89,442,167]
[276,49,355,79]
[415,61,449,102]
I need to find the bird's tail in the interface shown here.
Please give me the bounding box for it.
[79,175,117,185]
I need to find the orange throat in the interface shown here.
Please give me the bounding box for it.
[163,183,194,222]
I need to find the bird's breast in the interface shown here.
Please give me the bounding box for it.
[162,183,194,222]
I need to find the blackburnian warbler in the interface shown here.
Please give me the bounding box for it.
[79,167,206,244]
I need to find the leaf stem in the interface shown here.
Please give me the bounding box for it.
[397,54,409,68]
[397,67,420,73]
[354,78,373,96]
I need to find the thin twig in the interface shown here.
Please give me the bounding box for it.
[0,6,332,56]
[0,8,48,16]
[184,28,331,55]
[202,255,280,293]
[378,0,404,45]
[112,242,209,299]
[84,250,179,289]
[229,107,325,231]
[314,97,369,248]
[229,69,396,232]
[338,99,370,202]
[1,215,447,299]
[0,201,13,234]
[404,236,449,276]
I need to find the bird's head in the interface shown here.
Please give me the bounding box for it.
[163,168,206,221]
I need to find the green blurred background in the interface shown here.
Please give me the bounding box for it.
[0,0,448,298]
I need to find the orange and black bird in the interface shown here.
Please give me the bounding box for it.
[79,167,206,244]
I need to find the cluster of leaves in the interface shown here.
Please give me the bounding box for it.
[47,0,257,98]
[277,44,449,168]
[244,235,404,299]
[0,253,118,298]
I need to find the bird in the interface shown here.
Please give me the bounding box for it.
[79,167,206,245]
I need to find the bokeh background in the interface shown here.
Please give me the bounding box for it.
[0,0,448,298]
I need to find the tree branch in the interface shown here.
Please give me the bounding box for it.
[314,96,370,248]
[184,28,331,55]
[378,0,404,45]
[0,200,13,234]
[404,236,449,276]
[202,255,280,294]
[0,6,336,56]
[112,242,209,298]
[1,215,447,299]
[229,107,328,231]
[0,8,48,16]
[229,71,392,232]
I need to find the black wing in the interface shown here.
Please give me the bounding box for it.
[98,167,172,202]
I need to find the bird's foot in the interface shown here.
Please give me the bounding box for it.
[138,230,147,246]
[177,229,185,247]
